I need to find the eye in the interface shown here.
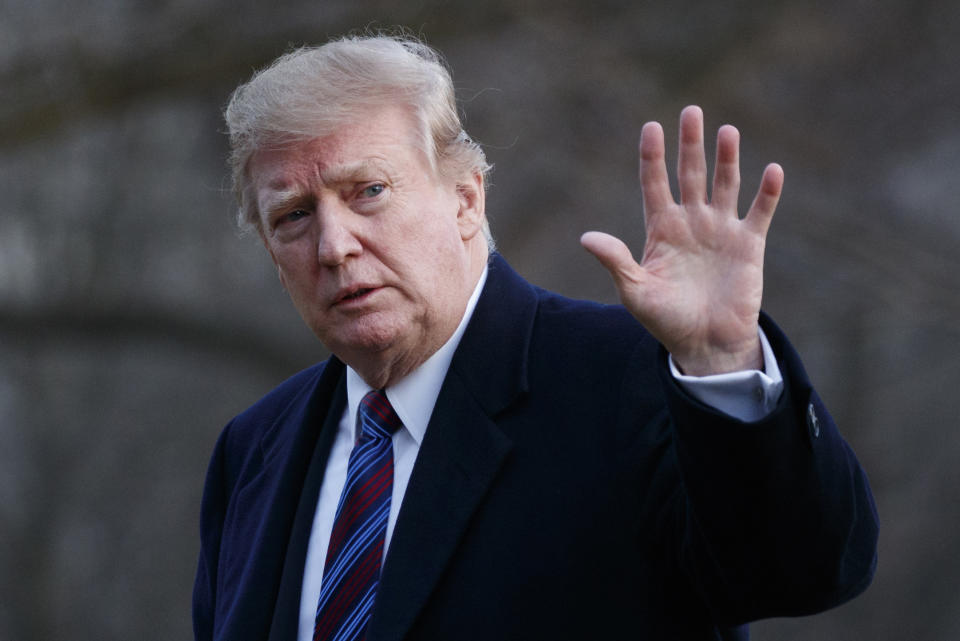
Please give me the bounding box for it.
[359,183,385,199]
[273,209,310,229]
[285,209,309,222]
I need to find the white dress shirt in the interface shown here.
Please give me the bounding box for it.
[297,265,784,640]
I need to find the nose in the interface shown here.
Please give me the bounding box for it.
[316,205,363,267]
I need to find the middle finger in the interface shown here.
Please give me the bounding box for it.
[677,105,707,205]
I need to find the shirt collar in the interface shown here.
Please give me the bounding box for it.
[345,264,489,445]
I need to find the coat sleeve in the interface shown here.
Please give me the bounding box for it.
[655,314,878,624]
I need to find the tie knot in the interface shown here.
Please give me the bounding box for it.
[357,389,403,440]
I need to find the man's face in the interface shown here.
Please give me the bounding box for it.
[249,105,485,386]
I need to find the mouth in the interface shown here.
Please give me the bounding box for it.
[333,285,379,306]
[343,288,372,300]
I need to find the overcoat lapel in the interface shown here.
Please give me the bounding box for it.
[268,374,346,641]
[220,358,345,641]
[367,255,539,641]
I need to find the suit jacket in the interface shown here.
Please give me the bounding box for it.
[193,254,878,641]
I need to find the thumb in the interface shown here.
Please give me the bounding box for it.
[580,231,643,288]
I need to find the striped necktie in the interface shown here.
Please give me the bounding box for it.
[313,389,402,641]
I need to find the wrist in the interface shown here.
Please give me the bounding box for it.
[671,337,763,376]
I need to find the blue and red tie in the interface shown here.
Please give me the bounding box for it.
[313,389,402,641]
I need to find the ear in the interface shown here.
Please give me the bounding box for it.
[455,170,486,241]
[259,227,288,289]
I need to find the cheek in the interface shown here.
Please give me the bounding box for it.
[381,222,459,275]
[272,240,316,274]
[406,234,461,283]
[271,248,320,301]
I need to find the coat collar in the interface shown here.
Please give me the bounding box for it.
[368,254,539,641]
[450,254,537,415]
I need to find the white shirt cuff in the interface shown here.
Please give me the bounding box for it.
[668,328,784,422]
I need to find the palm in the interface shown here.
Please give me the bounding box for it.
[582,106,783,375]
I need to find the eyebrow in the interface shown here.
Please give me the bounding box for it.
[319,158,390,184]
[258,184,309,218]
[259,158,393,218]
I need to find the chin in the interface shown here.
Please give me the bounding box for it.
[316,316,410,360]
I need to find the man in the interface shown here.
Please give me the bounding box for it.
[194,34,878,641]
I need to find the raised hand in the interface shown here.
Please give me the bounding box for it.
[581,106,784,376]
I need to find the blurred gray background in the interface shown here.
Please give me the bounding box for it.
[2,0,958,639]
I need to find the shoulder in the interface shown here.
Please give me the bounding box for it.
[523,286,668,426]
[531,285,659,363]
[475,254,662,386]
[235,360,331,421]
[485,253,656,355]
[212,360,334,481]
[232,360,330,428]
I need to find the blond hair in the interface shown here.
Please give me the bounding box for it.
[225,33,492,245]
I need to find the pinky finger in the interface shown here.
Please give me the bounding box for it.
[745,163,784,236]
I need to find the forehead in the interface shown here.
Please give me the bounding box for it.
[249,105,430,189]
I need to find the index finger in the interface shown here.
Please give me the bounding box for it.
[639,121,674,215]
